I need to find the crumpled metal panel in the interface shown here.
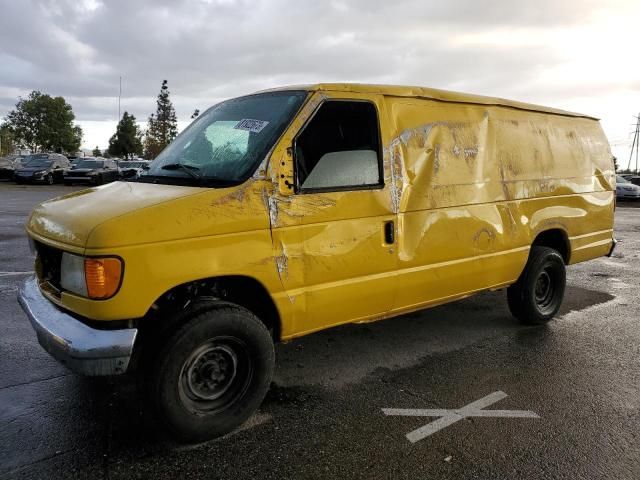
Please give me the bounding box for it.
[384,96,614,312]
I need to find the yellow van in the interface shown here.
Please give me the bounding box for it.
[18,83,616,441]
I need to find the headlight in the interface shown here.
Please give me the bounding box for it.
[60,252,123,299]
[34,170,45,176]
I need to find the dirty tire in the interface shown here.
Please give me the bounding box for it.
[148,303,275,443]
[507,246,566,325]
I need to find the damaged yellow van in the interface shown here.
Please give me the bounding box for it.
[18,84,616,441]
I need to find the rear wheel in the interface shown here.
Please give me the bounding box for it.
[146,302,275,442]
[507,246,566,325]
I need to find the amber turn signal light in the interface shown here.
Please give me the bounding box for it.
[84,257,122,299]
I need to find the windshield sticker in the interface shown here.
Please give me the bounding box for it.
[234,119,269,133]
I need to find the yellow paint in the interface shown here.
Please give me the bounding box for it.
[25,84,615,340]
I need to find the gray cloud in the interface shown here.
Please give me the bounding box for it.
[0,0,637,149]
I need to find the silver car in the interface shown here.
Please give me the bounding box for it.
[616,175,640,199]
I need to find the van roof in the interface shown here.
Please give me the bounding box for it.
[256,83,597,120]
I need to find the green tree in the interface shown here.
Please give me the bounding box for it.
[144,80,178,159]
[92,145,102,157]
[108,112,143,159]
[0,123,15,156]
[5,91,82,153]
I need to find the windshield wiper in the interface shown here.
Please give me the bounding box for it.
[161,162,202,181]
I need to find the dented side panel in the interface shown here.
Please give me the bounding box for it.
[383,96,614,314]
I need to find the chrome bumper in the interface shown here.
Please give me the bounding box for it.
[18,276,137,376]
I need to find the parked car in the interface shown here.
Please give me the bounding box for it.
[118,160,150,179]
[63,157,119,185]
[0,154,30,179]
[628,176,640,186]
[14,153,70,184]
[620,174,634,181]
[19,83,616,443]
[0,157,15,179]
[616,175,640,199]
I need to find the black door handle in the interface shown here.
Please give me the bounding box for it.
[384,221,395,244]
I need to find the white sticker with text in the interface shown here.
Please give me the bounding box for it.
[234,118,269,133]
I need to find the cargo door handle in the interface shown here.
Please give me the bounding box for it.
[384,221,395,244]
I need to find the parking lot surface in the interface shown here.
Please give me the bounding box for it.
[1,182,639,479]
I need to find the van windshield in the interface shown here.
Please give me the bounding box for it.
[144,91,307,186]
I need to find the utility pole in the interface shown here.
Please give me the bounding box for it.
[628,113,640,174]
[118,76,122,121]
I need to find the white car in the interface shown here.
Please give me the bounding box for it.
[616,175,640,199]
[118,160,150,180]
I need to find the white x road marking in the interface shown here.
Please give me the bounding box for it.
[382,391,539,443]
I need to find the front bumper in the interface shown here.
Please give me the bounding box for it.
[18,276,137,376]
[617,191,640,198]
[64,176,95,182]
[15,175,44,183]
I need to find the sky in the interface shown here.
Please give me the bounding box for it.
[1,0,639,168]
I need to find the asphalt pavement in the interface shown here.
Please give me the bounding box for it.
[1,182,639,479]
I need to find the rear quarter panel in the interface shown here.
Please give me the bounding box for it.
[383,96,613,312]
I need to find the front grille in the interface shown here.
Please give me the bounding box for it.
[34,241,63,292]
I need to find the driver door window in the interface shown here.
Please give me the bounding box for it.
[295,100,382,192]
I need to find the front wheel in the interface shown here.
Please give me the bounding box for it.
[507,246,566,325]
[147,303,275,442]
[46,173,54,185]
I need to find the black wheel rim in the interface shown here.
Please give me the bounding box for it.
[534,268,555,310]
[178,336,252,414]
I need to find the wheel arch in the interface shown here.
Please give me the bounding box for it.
[142,275,282,342]
[531,228,570,264]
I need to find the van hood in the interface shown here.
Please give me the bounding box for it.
[27,181,270,250]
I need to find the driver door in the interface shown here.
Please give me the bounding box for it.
[269,92,398,337]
